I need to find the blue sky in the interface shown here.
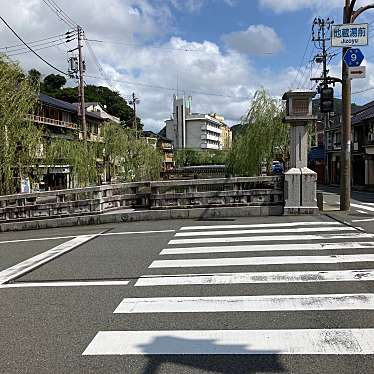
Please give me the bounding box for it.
[1,0,374,130]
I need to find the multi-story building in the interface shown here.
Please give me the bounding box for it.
[351,101,374,187]
[219,121,233,150]
[324,101,374,188]
[29,93,105,191]
[165,95,231,151]
[142,130,174,172]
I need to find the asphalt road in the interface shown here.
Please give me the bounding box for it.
[1,215,374,373]
[320,186,374,233]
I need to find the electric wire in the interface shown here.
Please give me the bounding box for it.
[291,33,312,88]
[0,15,69,76]
[85,38,274,55]
[0,32,74,51]
[7,41,71,57]
[84,36,114,89]
[85,74,249,100]
[2,35,76,54]
[41,0,77,28]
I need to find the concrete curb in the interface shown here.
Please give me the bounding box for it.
[0,205,284,232]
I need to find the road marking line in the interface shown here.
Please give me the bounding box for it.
[356,210,369,215]
[353,218,374,223]
[168,233,373,245]
[149,253,374,268]
[0,235,98,285]
[0,235,77,245]
[0,229,175,246]
[100,230,175,237]
[160,241,374,255]
[135,269,374,286]
[351,203,374,212]
[180,221,341,231]
[175,226,353,237]
[82,329,374,355]
[0,280,129,289]
[114,293,374,313]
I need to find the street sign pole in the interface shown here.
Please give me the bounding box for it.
[338,2,373,211]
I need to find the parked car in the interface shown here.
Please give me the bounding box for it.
[272,161,284,175]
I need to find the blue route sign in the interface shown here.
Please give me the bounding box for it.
[344,48,364,67]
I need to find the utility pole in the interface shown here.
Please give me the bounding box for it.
[341,0,374,211]
[77,25,86,141]
[311,18,335,184]
[129,93,140,138]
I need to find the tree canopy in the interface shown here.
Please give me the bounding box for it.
[1,58,42,194]
[226,89,289,176]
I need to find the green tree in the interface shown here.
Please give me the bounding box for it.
[27,68,42,86]
[0,57,43,194]
[45,139,99,187]
[42,74,67,96]
[175,149,228,167]
[102,122,162,182]
[227,89,289,176]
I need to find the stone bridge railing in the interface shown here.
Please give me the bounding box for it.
[0,176,284,223]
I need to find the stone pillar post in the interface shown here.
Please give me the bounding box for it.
[282,90,318,215]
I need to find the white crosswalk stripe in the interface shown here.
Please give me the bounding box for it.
[174,226,354,237]
[83,219,374,356]
[149,253,374,268]
[160,241,374,255]
[168,232,372,245]
[135,268,374,286]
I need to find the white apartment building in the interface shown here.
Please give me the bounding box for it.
[165,96,223,150]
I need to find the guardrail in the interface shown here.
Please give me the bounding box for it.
[0,176,283,222]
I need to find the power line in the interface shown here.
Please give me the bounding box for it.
[0,15,69,76]
[41,0,77,28]
[291,33,312,88]
[8,40,70,57]
[297,44,316,88]
[0,32,72,51]
[85,74,250,100]
[85,38,274,55]
[2,34,75,54]
[84,37,114,89]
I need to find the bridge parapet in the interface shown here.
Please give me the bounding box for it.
[0,176,283,223]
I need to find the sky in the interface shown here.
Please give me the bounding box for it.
[1,0,374,132]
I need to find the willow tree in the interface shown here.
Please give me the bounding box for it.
[103,122,162,182]
[0,57,43,195]
[227,89,289,176]
[45,139,99,187]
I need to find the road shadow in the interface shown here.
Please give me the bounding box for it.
[138,336,285,374]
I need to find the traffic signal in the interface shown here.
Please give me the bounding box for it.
[320,86,334,113]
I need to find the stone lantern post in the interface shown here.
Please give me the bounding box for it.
[282,90,318,215]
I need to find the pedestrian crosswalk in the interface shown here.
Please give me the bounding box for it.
[83,218,374,356]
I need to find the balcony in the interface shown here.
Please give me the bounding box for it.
[201,123,221,135]
[28,114,78,130]
[201,142,219,150]
[201,133,220,141]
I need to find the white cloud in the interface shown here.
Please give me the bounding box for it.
[169,0,236,13]
[258,0,370,15]
[222,25,283,55]
[1,0,371,134]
